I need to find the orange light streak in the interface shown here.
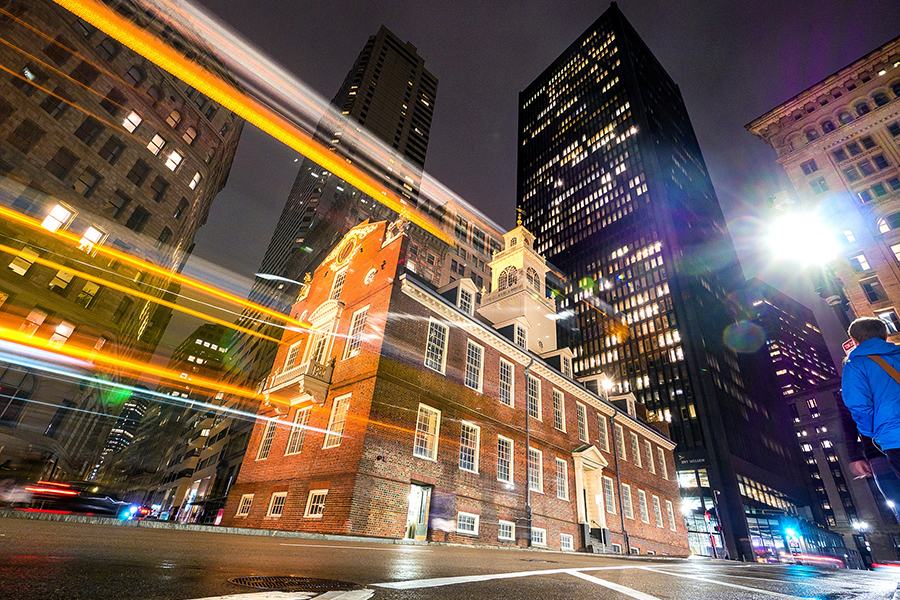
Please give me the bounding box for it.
[0,241,281,343]
[0,205,308,330]
[51,0,450,245]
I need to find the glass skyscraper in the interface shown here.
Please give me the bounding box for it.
[517,3,810,559]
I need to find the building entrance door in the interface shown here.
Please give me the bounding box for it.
[405,484,432,540]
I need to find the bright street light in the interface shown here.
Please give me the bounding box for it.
[767,211,840,266]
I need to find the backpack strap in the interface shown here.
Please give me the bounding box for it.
[868,355,900,386]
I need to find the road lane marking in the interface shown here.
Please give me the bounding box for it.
[184,593,313,600]
[566,570,662,600]
[373,565,639,589]
[640,567,810,599]
[651,569,822,586]
[279,543,431,552]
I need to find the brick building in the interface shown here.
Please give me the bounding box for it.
[746,35,900,337]
[221,219,687,554]
[0,0,242,479]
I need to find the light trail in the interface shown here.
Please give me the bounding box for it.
[0,205,310,330]
[52,0,451,245]
[0,241,281,344]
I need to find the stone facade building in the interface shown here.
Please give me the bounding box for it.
[221,220,687,555]
[746,36,900,338]
[0,0,242,479]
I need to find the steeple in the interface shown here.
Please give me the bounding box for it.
[478,225,558,354]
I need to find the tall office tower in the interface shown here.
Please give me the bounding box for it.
[517,3,814,559]
[746,35,900,339]
[0,0,242,480]
[742,278,839,397]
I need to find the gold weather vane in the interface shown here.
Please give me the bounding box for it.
[515,206,525,226]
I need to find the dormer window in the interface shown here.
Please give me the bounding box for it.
[459,288,473,315]
[562,355,572,377]
[515,325,527,349]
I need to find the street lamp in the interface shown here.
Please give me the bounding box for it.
[852,520,873,569]
[767,209,852,328]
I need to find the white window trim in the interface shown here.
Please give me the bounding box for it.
[515,324,527,349]
[464,340,484,392]
[424,318,449,374]
[498,358,515,407]
[597,414,609,452]
[527,375,542,421]
[413,403,441,461]
[304,489,328,518]
[560,533,574,551]
[556,457,569,500]
[456,511,479,535]
[657,447,668,480]
[531,527,547,547]
[497,435,514,483]
[602,475,616,515]
[528,447,543,493]
[255,419,277,460]
[330,268,348,300]
[553,389,566,432]
[266,491,287,518]
[458,287,474,315]
[284,341,301,370]
[235,493,253,517]
[323,393,351,449]
[284,407,311,456]
[611,543,622,553]
[645,440,655,474]
[459,420,481,473]
[576,402,588,442]
[498,519,516,541]
[638,489,650,524]
[343,305,369,359]
[630,431,642,468]
[622,483,634,520]
[614,423,627,461]
[666,499,677,531]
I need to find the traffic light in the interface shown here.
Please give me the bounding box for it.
[704,511,711,524]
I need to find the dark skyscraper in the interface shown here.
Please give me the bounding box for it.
[517,3,813,559]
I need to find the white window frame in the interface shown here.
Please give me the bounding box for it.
[304,489,328,518]
[602,475,616,515]
[458,287,473,315]
[459,421,480,473]
[576,403,588,442]
[531,527,546,546]
[644,440,655,474]
[556,457,569,500]
[235,494,253,517]
[323,393,351,448]
[122,110,142,132]
[666,499,677,531]
[456,511,479,535]
[330,268,347,301]
[657,447,668,479]
[464,340,484,392]
[256,419,277,460]
[597,415,609,452]
[424,319,449,374]
[285,407,311,455]
[413,403,441,460]
[560,533,574,551]
[515,324,527,349]
[638,489,650,523]
[165,150,183,171]
[527,375,541,420]
[630,432,642,468]
[498,358,514,407]
[497,436,513,483]
[614,423,627,461]
[553,389,566,431]
[653,495,664,528]
[562,355,572,377]
[528,447,543,493]
[147,133,166,155]
[266,492,287,518]
[498,520,515,541]
[284,342,301,370]
[343,306,369,359]
[622,483,634,519]
[611,543,622,553]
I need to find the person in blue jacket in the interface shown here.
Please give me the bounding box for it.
[842,317,900,481]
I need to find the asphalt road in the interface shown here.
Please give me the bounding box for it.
[1,517,898,600]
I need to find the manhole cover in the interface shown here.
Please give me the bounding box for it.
[229,576,361,592]
[519,559,560,564]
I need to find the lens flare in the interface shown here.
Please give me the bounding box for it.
[723,321,766,354]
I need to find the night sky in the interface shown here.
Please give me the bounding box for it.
[176,0,900,363]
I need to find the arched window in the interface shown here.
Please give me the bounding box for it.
[821,120,836,134]
[856,102,871,116]
[166,110,181,128]
[526,267,541,292]
[510,237,517,247]
[146,86,161,104]
[879,212,900,233]
[182,126,197,146]
[498,266,518,290]
[805,130,819,142]
[873,92,890,107]
[124,66,144,87]
[838,112,854,125]
[892,82,900,98]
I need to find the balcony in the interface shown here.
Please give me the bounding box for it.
[263,358,334,404]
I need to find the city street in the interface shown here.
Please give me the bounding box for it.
[1,518,897,600]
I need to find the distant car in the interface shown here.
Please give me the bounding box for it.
[23,481,131,517]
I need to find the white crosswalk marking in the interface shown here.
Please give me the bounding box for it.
[640,567,810,599]
[567,570,662,600]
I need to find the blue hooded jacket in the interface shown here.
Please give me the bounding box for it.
[842,337,900,451]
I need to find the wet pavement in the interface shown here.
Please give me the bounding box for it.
[1,518,897,599]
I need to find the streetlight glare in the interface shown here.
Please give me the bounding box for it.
[768,212,840,266]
